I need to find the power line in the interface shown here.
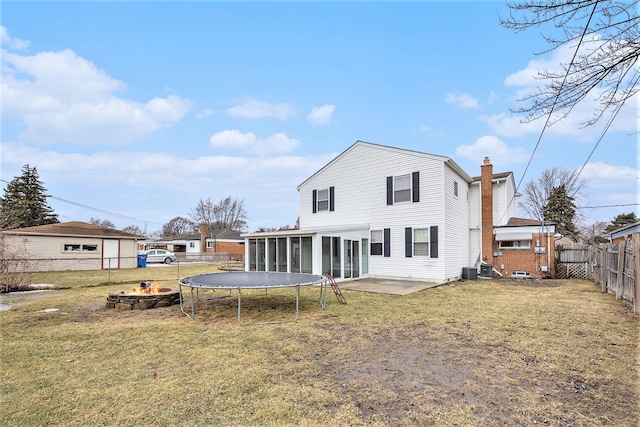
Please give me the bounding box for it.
[0,178,162,226]
[567,68,640,194]
[499,1,601,225]
[48,195,163,226]
[578,203,640,209]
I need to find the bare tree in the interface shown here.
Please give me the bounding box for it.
[122,225,144,236]
[190,196,248,231]
[520,167,587,220]
[89,218,116,229]
[161,216,196,238]
[500,0,640,127]
[577,219,608,244]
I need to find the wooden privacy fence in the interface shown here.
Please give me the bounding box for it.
[556,240,640,314]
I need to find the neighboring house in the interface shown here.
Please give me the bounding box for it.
[242,141,556,282]
[1,221,143,271]
[492,217,556,278]
[607,221,640,244]
[151,224,244,261]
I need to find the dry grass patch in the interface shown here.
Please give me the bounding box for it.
[1,277,638,426]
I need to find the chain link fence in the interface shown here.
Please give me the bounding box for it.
[1,253,241,292]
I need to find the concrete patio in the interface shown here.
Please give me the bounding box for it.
[338,277,444,295]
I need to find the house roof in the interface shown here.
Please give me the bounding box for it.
[505,217,546,226]
[297,140,473,190]
[608,221,640,239]
[161,228,244,242]
[1,221,143,239]
[470,171,513,182]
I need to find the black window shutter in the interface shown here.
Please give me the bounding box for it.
[312,190,317,213]
[430,226,438,258]
[383,228,391,257]
[412,171,420,202]
[386,176,393,205]
[329,186,335,211]
[405,227,412,257]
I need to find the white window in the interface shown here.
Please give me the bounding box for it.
[207,241,213,249]
[413,228,429,256]
[394,174,411,203]
[189,242,196,248]
[499,240,531,249]
[64,244,81,252]
[82,244,98,252]
[454,181,459,197]
[317,188,329,212]
[370,230,383,256]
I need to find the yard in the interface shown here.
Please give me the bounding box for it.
[1,267,638,426]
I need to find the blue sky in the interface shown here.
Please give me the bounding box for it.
[1,1,638,234]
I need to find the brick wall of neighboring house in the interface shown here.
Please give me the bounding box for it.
[492,232,555,278]
[214,241,245,261]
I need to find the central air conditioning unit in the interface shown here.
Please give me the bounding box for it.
[479,264,492,277]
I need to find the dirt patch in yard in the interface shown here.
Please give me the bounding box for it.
[312,322,637,426]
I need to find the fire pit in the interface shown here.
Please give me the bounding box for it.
[106,282,180,310]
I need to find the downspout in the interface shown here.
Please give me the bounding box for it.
[547,229,552,278]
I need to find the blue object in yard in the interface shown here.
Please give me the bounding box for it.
[137,253,147,268]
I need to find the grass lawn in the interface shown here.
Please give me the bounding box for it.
[1,269,638,426]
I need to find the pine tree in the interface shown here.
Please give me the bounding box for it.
[604,212,637,234]
[0,164,59,229]
[543,185,578,241]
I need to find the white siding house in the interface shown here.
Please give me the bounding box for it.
[243,141,517,283]
[1,221,142,271]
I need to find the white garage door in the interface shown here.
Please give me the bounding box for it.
[102,239,120,269]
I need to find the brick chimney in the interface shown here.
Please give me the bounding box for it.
[200,223,207,253]
[481,157,494,266]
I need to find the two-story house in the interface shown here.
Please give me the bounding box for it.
[243,141,555,282]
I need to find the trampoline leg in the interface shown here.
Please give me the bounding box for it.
[319,279,327,310]
[237,288,243,326]
[295,285,300,321]
[179,282,194,320]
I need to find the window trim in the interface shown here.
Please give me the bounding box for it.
[312,186,335,213]
[317,188,330,212]
[370,230,383,256]
[499,240,531,249]
[404,226,439,258]
[387,172,419,205]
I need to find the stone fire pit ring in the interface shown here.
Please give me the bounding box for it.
[106,285,180,310]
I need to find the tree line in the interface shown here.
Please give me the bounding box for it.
[0,164,252,237]
[1,164,635,243]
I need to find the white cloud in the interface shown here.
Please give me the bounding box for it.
[1,26,29,50]
[209,130,300,156]
[307,104,335,125]
[0,142,332,231]
[196,108,214,119]
[1,44,192,144]
[445,92,479,109]
[577,162,639,189]
[455,135,530,166]
[226,98,297,120]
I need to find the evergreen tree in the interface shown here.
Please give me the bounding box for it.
[0,165,59,229]
[604,212,638,234]
[543,185,578,241]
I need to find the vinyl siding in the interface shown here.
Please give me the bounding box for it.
[299,143,451,281]
[443,166,470,280]
[2,234,137,271]
[469,182,482,266]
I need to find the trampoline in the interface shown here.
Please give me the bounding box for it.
[178,271,327,324]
